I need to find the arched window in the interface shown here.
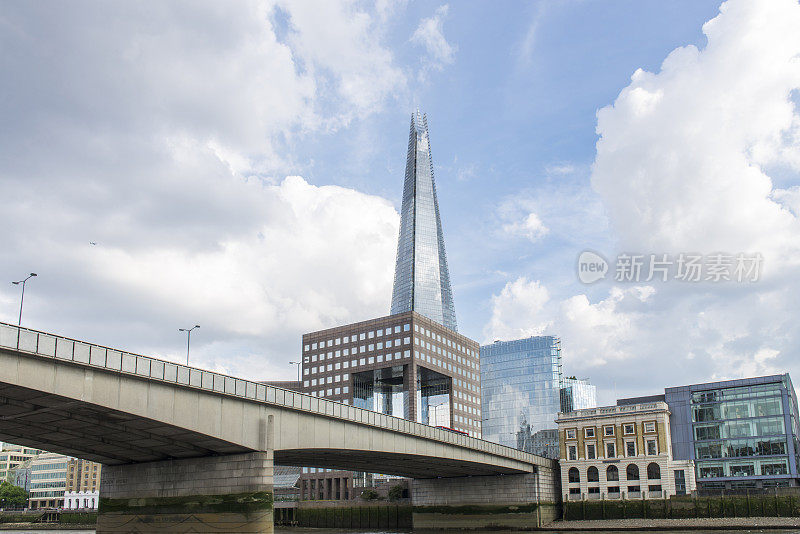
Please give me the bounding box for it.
[627,464,640,480]
[606,465,619,482]
[568,467,580,483]
[587,466,599,482]
[647,462,661,480]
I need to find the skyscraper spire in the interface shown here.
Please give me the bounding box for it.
[390,111,457,331]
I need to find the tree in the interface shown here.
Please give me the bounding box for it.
[387,484,404,502]
[360,489,379,501]
[0,481,28,507]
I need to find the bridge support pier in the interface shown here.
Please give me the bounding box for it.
[411,469,560,529]
[96,452,274,533]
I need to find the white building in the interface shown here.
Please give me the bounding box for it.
[64,490,99,510]
[556,401,695,500]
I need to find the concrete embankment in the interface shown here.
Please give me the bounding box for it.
[546,517,800,530]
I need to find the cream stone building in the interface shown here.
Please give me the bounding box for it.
[556,401,695,500]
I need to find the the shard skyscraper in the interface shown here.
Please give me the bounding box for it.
[390,111,458,331]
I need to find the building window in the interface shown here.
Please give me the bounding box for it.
[604,425,614,437]
[649,484,662,493]
[584,427,595,439]
[646,439,657,455]
[587,467,599,482]
[644,421,656,433]
[568,467,580,483]
[626,441,636,457]
[586,444,596,460]
[567,445,577,461]
[627,464,640,481]
[606,465,619,482]
[623,423,635,435]
[569,488,581,495]
[566,429,576,440]
[647,463,661,480]
[628,485,640,493]
[606,442,616,458]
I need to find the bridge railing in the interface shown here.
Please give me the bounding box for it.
[0,321,541,465]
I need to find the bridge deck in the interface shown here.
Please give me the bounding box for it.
[0,322,554,477]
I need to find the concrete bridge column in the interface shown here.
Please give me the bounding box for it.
[96,452,274,533]
[411,468,561,529]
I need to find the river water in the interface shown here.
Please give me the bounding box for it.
[2,529,799,534]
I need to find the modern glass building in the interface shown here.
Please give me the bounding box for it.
[664,374,800,490]
[390,111,457,331]
[480,337,562,450]
[561,377,597,413]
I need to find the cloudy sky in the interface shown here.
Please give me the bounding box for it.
[2,0,799,404]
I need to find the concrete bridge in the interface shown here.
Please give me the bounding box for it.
[0,322,558,532]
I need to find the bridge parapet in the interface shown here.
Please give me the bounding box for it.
[0,321,547,468]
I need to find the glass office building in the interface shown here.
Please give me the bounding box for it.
[561,377,597,413]
[390,111,457,332]
[480,337,562,450]
[665,374,800,490]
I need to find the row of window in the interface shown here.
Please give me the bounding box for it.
[305,350,412,375]
[415,349,478,382]
[306,339,412,364]
[414,323,477,359]
[568,463,661,484]
[415,339,478,372]
[565,421,656,441]
[304,324,412,352]
[569,485,662,496]
[567,438,659,461]
[304,373,350,387]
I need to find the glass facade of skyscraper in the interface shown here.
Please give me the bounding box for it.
[561,377,597,413]
[480,337,563,449]
[390,111,457,331]
[665,374,800,489]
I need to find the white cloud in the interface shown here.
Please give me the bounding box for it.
[502,212,549,242]
[0,1,406,380]
[488,0,800,403]
[411,4,456,79]
[592,0,800,261]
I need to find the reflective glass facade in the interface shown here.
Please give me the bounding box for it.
[390,111,457,331]
[561,377,597,413]
[480,337,563,449]
[666,374,800,489]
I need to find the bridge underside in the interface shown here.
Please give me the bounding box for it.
[275,449,526,478]
[0,382,252,465]
[0,381,529,478]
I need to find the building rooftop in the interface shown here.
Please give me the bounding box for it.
[557,401,668,421]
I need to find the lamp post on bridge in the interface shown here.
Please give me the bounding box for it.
[178,325,200,366]
[11,273,37,326]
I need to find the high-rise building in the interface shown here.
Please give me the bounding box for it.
[298,112,478,499]
[390,111,457,332]
[561,377,598,413]
[480,337,562,449]
[480,337,597,456]
[301,311,480,433]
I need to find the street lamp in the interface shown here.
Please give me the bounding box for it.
[11,273,37,326]
[178,325,200,366]
[289,361,302,382]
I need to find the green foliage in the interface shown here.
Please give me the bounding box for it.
[0,481,28,506]
[360,488,379,501]
[60,512,98,524]
[563,495,800,520]
[387,484,404,501]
